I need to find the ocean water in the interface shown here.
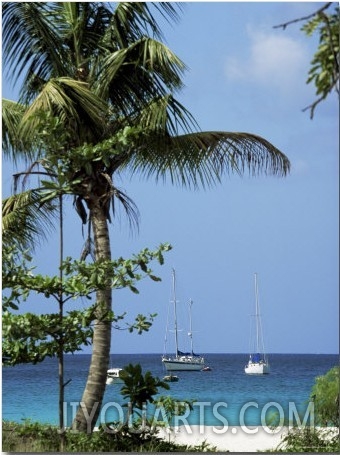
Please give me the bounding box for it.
[2,354,338,427]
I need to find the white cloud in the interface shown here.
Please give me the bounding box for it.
[225,27,309,94]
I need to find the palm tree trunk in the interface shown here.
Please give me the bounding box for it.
[72,204,112,433]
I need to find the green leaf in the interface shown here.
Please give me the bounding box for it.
[129,285,139,294]
[149,274,161,282]
[8,301,19,310]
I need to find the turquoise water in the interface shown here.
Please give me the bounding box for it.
[2,354,338,427]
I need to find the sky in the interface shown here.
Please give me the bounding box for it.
[2,2,339,355]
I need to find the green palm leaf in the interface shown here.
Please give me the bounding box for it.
[2,2,70,99]
[93,39,187,125]
[132,94,199,135]
[111,2,182,47]
[2,190,58,249]
[129,131,290,189]
[2,99,28,158]
[19,78,107,145]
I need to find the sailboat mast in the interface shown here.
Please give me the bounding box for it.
[188,299,194,355]
[254,273,260,353]
[172,269,179,357]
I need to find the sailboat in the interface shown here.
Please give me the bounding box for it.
[245,273,270,375]
[162,269,205,371]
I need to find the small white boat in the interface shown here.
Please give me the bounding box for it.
[163,374,179,382]
[245,273,270,375]
[162,269,205,372]
[106,367,123,385]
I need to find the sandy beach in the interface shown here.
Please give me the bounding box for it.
[157,425,288,452]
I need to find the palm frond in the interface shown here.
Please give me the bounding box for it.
[2,189,58,250]
[112,187,140,233]
[93,37,186,118]
[2,99,32,159]
[19,77,107,145]
[59,3,113,67]
[2,2,70,101]
[111,2,182,47]
[129,131,290,189]
[134,94,199,136]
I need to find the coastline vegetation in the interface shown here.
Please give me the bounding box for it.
[1,419,218,453]
[273,426,340,453]
[273,365,340,453]
[3,419,339,453]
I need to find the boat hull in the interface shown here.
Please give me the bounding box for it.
[106,376,124,385]
[106,368,124,384]
[162,357,204,371]
[244,362,270,375]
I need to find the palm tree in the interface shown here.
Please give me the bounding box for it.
[2,2,290,432]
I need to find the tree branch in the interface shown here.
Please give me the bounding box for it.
[302,81,338,119]
[273,2,332,30]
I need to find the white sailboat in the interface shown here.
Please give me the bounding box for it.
[245,273,270,375]
[162,269,205,371]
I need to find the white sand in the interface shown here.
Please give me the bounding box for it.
[157,425,288,452]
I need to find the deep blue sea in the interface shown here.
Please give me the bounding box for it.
[2,354,338,427]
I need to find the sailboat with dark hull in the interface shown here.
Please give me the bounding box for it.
[162,269,205,371]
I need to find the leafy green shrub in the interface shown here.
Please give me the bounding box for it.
[2,420,60,452]
[275,427,340,453]
[273,366,340,452]
[311,365,339,426]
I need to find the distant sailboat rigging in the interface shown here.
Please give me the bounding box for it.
[245,273,270,375]
[162,269,205,371]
